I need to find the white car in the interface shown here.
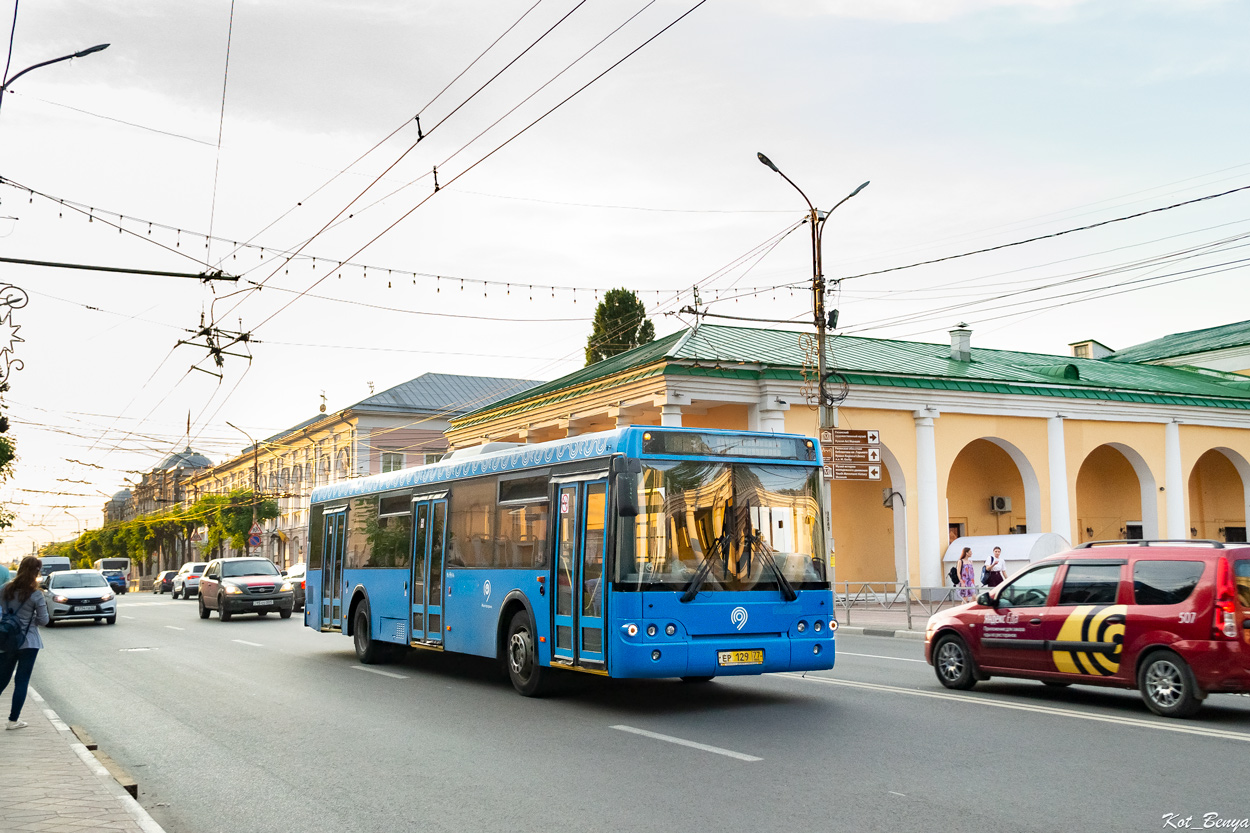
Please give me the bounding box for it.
[44,570,117,626]
[172,562,208,599]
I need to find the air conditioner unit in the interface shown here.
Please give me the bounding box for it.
[989,496,1012,513]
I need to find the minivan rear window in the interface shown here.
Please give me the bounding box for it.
[1058,564,1121,605]
[1133,561,1204,606]
[1235,559,1249,608]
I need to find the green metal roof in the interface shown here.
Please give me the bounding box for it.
[453,324,1250,428]
[1109,319,1250,364]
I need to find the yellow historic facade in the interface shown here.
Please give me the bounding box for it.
[447,322,1250,587]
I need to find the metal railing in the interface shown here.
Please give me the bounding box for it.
[834,581,981,630]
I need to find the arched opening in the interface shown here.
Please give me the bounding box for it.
[1188,448,1249,543]
[946,439,1032,539]
[827,442,906,584]
[1076,443,1158,542]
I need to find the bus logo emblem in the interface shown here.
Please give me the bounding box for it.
[483,580,492,600]
[731,607,748,631]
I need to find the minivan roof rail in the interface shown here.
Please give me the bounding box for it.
[1075,538,1226,549]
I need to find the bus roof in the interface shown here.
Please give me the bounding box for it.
[311,426,817,505]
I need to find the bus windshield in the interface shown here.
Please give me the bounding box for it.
[617,461,828,591]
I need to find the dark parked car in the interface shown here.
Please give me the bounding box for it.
[283,563,306,611]
[102,570,128,595]
[152,570,177,594]
[198,557,295,621]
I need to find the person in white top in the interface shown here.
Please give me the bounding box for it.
[984,546,1008,588]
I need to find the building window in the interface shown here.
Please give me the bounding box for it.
[382,452,404,473]
[1073,343,1091,359]
[424,453,445,465]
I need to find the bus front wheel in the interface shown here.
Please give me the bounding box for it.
[506,611,550,697]
[353,603,390,665]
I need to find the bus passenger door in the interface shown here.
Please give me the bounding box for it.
[411,498,447,646]
[553,484,580,664]
[409,502,430,642]
[322,508,347,631]
[578,481,608,665]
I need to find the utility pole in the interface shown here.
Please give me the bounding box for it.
[226,422,261,555]
[757,152,868,427]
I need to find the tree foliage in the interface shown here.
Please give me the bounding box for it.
[0,383,15,541]
[585,288,655,366]
[47,490,278,570]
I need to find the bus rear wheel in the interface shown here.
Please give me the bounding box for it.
[353,603,390,665]
[506,610,550,697]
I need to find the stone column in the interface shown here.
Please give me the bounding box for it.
[1047,416,1072,541]
[913,409,941,586]
[1165,420,1185,538]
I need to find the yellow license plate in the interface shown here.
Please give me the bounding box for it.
[717,649,763,666]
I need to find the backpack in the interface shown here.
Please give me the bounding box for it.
[948,565,959,585]
[0,597,34,653]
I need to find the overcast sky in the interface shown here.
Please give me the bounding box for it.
[1,0,1247,557]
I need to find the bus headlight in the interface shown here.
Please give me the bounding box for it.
[813,620,823,632]
[796,620,807,633]
[651,650,662,661]
[665,623,676,636]
[813,644,822,655]
[646,624,658,637]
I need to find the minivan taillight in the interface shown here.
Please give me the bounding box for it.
[1214,557,1238,639]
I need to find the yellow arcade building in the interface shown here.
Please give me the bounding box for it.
[445,321,1250,588]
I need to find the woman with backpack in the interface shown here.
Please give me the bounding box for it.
[0,557,49,730]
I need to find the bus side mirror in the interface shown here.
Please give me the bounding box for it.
[615,473,639,517]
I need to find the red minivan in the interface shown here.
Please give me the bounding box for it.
[925,541,1250,718]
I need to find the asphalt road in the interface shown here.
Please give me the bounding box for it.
[30,593,1250,833]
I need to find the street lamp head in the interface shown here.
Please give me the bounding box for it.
[756,152,780,174]
[850,180,870,198]
[73,44,110,59]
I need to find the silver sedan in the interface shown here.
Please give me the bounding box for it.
[43,570,117,626]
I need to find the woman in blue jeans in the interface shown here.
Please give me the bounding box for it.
[1,557,49,730]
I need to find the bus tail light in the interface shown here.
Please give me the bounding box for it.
[1214,557,1237,639]
[624,624,639,637]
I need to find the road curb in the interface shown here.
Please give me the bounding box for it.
[30,687,168,833]
[837,625,927,642]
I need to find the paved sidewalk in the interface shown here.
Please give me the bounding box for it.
[0,687,165,833]
[835,605,938,640]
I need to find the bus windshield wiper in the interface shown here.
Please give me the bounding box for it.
[751,531,798,602]
[680,529,729,602]
[743,500,797,602]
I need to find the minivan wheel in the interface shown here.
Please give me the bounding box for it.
[933,635,977,690]
[198,595,210,619]
[1139,651,1203,718]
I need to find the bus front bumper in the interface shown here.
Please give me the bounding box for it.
[610,633,836,678]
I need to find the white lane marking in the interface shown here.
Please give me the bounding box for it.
[232,639,263,647]
[780,674,1250,743]
[121,615,135,619]
[164,626,185,631]
[611,724,762,762]
[352,665,409,680]
[889,791,907,797]
[837,651,926,663]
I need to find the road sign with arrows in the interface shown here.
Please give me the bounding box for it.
[819,428,882,481]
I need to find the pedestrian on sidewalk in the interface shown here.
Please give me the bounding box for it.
[957,547,977,601]
[0,557,49,731]
[984,546,1007,588]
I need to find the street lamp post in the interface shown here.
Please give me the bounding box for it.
[0,43,110,114]
[226,422,261,554]
[757,152,868,427]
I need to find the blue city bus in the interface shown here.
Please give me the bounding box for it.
[305,426,837,695]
